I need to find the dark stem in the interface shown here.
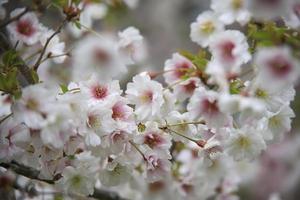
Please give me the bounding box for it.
[33,18,68,71]
[0,161,129,200]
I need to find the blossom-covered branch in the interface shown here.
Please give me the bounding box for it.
[0,161,129,200]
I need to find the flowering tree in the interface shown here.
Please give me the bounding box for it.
[0,0,300,199]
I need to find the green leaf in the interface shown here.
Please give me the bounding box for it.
[2,50,18,66]
[52,0,68,7]
[138,123,146,132]
[73,20,81,29]
[30,69,39,83]
[60,84,69,94]
[0,67,22,98]
[179,49,209,71]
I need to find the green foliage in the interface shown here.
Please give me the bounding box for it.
[0,67,21,98]
[230,79,244,95]
[60,84,69,94]
[171,161,182,179]
[73,20,82,29]
[2,50,23,67]
[179,49,209,71]
[0,50,23,98]
[52,0,69,7]
[52,0,103,7]
[138,123,146,132]
[247,22,300,57]
[54,195,64,200]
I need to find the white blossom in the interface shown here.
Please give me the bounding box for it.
[190,11,225,47]
[211,0,251,25]
[7,8,42,45]
[225,125,266,161]
[208,30,251,73]
[126,73,164,121]
[118,26,147,64]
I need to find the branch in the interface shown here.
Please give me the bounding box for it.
[33,18,68,71]
[0,161,129,200]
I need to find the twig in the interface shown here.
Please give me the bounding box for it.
[166,120,205,127]
[0,161,129,200]
[0,113,12,124]
[0,161,54,184]
[0,8,29,29]
[33,18,68,71]
[77,22,105,39]
[40,52,71,64]
[129,140,147,161]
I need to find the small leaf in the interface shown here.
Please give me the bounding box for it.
[73,20,81,30]
[60,84,69,94]
[138,123,146,132]
[30,69,39,83]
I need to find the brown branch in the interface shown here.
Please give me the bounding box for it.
[33,18,68,71]
[0,8,29,29]
[0,161,129,200]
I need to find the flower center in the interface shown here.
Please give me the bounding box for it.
[183,79,197,94]
[219,40,236,62]
[267,55,292,78]
[26,98,39,111]
[255,88,268,99]
[17,19,36,36]
[269,115,281,127]
[236,135,251,149]
[91,84,108,100]
[174,62,190,78]
[93,48,111,65]
[112,102,125,120]
[71,175,82,188]
[202,99,219,116]
[144,132,164,148]
[200,21,215,34]
[140,90,153,103]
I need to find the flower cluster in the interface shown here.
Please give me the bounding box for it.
[0,0,299,200]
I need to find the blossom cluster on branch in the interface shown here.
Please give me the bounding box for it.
[0,0,300,200]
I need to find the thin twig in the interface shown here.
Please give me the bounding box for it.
[165,127,198,143]
[33,18,68,71]
[40,52,70,64]
[167,120,205,127]
[0,113,12,124]
[78,22,105,39]
[129,140,147,161]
